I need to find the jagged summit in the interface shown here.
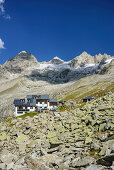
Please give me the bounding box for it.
[8,51,38,62]
[49,56,64,64]
[70,51,113,68]
[70,52,94,68]
[77,51,92,58]
[80,51,90,56]
[53,56,64,61]
[19,51,27,54]
[3,51,39,74]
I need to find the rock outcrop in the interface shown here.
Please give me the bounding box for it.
[0,92,114,169]
[70,52,112,68]
[2,51,39,74]
[49,56,64,64]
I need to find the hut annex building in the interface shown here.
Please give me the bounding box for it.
[14,95,58,116]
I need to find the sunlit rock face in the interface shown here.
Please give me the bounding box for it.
[70,51,112,68]
[2,51,39,74]
[9,51,38,62]
[49,56,64,64]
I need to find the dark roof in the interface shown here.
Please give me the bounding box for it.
[27,94,50,100]
[38,95,50,99]
[27,95,37,99]
[50,98,57,102]
[13,99,20,104]
[83,96,94,100]
[14,98,36,107]
[14,99,29,107]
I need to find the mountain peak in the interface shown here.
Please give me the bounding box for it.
[80,51,90,56]
[19,51,27,54]
[9,51,38,62]
[49,56,64,64]
[3,51,38,74]
[53,56,64,61]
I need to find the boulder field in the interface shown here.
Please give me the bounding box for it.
[0,92,114,170]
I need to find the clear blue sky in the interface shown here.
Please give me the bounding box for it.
[0,0,114,64]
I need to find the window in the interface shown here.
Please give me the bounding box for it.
[19,107,23,109]
[21,99,25,103]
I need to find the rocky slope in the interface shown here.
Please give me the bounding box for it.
[0,92,114,169]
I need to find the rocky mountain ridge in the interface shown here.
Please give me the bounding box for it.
[0,51,113,83]
[70,51,112,68]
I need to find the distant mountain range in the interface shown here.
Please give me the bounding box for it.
[0,51,114,83]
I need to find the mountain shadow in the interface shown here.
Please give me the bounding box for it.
[25,67,96,84]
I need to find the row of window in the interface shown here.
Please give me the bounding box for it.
[17,107,34,109]
[38,102,48,104]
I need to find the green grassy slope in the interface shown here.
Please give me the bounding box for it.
[57,75,114,109]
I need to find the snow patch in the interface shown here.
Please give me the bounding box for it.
[19,51,27,54]
[39,62,70,70]
[105,58,114,64]
[38,64,53,70]
[34,57,113,72]
[53,56,64,61]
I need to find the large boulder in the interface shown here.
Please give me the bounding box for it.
[71,156,94,167]
[97,153,114,166]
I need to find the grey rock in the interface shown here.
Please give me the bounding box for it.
[97,153,114,166]
[111,161,114,170]
[40,148,47,156]
[25,156,48,170]
[47,146,59,154]
[7,162,14,170]
[0,163,6,170]
[12,164,30,170]
[0,150,15,164]
[85,164,104,170]
[15,157,25,165]
[72,156,94,167]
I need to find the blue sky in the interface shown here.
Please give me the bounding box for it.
[0,0,114,64]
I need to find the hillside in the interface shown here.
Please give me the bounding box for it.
[0,92,114,169]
